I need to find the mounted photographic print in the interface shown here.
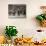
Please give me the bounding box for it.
[8,4,26,18]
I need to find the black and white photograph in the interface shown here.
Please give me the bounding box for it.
[8,4,26,18]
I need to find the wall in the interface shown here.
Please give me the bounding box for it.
[0,0,46,39]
